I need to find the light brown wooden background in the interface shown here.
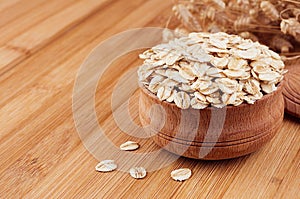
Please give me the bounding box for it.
[0,0,299,198]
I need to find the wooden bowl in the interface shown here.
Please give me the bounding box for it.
[139,84,285,160]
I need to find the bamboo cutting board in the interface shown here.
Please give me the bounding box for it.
[0,0,299,198]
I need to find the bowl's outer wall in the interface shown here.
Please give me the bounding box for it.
[139,85,285,160]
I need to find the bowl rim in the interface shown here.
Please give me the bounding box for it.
[139,81,284,110]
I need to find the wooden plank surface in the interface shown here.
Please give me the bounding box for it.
[0,0,299,198]
[0,0,78,46]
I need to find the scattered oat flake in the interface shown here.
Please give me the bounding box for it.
[236,42,255,50]
[223,69,246,78]
[191,97,209,109]
[174,91,190,109]
[211,57,229,68]
[179,67,196,80]
[171,168,192,181]
[259,71,280,81]
[130,167,147,179]
[166,70,189,83]
[120,141,140,151]
[209,36,229,49]
[228,57,248,70]
[95,160,117,172]
[235,48,261,59]
[191,63,210,77]
[194,91,206,102]
[261,83,277,94]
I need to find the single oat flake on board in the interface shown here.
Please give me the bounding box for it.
[171,168,192,182]
[95,160,117,172]
[138,32,286,109]
[129,167,147,179]
[120,141,140,151]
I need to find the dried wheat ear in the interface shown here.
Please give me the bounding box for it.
[138,32,286,109]
[169,0,300,61]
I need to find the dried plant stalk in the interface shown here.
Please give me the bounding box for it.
[281,18,300,42]
[168,0,300,62]
[239,32,259,41]
[172,4,202,31]
[270,35,294,53]
[260,1,280,21]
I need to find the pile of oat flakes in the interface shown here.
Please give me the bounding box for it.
[138,32,286,109]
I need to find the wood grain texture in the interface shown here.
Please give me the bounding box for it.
[0,46,24,72]
[0,0,47,28]
[0,0,111,74]
[0,0,299,198]
[7,0,110,51]
[0,0,78,46]
[283,64,300,118]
